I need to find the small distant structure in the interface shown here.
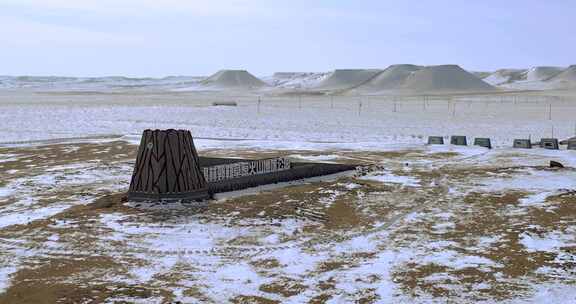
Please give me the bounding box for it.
[128,129,209,202]
[513,139,532,149]
[450,135,467,146]
[474,138,492,149]
[550,161,564,168]
[212,101,238,107]
[427,136,444,145]
[560,136,576,145]
[559,136,576,150]
[540,138,559,150]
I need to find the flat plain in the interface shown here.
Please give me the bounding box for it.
[0,89,575,303]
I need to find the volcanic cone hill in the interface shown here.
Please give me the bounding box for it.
[357,64,422,92]
[472,71,491,79]
[313,69,382,91]
[524,66,564,81]
[546,65,576,88]
[201,70,267,89]
[400,65,496,93]
[548,65,576,82]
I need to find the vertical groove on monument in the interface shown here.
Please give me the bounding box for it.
[128,129,209,201]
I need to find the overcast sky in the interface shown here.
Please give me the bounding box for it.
[1,0,574,77]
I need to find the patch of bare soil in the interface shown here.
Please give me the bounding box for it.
[0,140,136,177]
[259,277,307,297]
[0,256,172,304]
[230,295,280,304]
[250,258,282,269]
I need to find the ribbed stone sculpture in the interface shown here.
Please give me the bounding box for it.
[128,129,209,201]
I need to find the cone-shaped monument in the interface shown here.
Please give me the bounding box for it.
[128,129,209,201]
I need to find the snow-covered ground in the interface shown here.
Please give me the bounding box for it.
[261,72,330,89]
[0,75,206,91]
[0,90,576,303]
[1,91,576,147]
[0,72,329,92]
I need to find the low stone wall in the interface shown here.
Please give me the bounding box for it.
[199,157,357,195]
[202,157,291,183]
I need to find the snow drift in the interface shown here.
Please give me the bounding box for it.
[313,69,382,91]
[263,72,329,89]
[483,69,527,85]
[525,66,564,82]
[499,66,570,90]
